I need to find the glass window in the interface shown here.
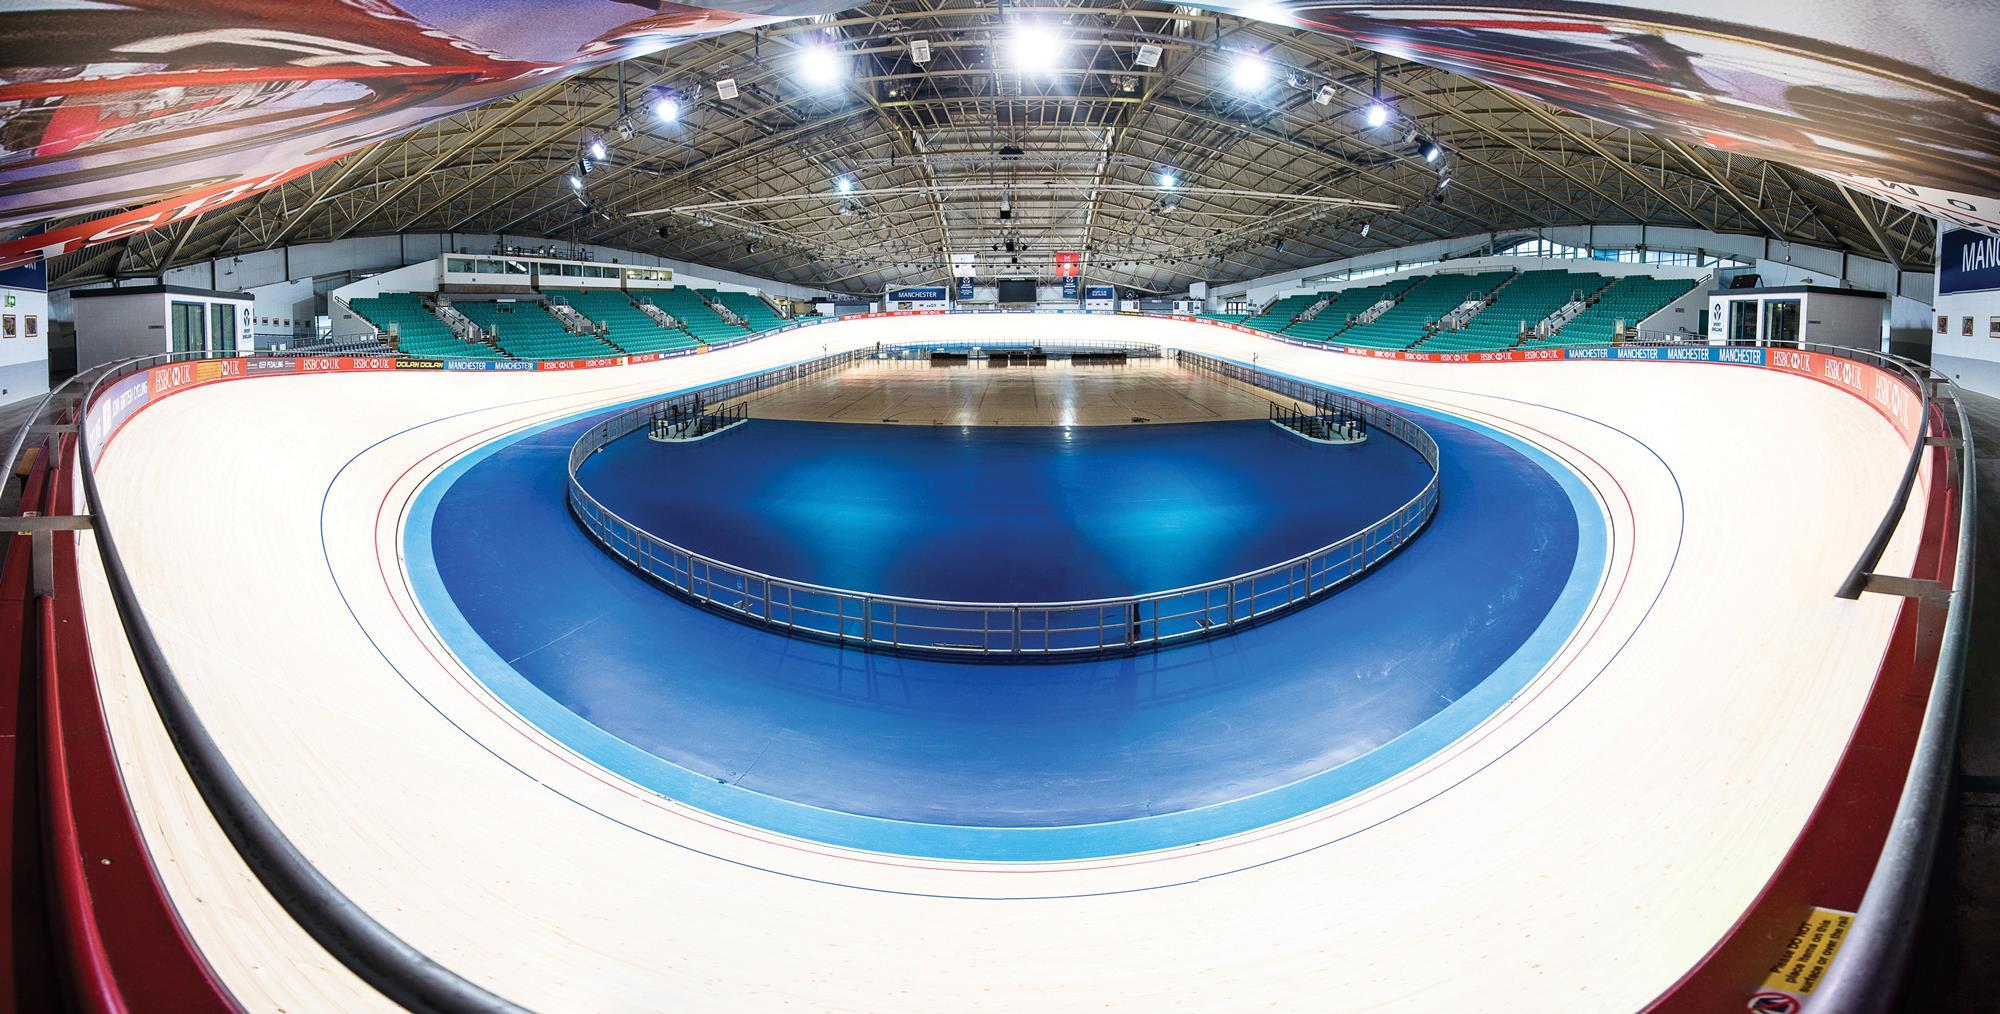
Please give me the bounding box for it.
[210,302,237,353]
[447,257,473,272]
[505,260,530,275]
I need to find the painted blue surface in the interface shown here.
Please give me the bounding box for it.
[404,369,1604,859]
[576,419,1433,601]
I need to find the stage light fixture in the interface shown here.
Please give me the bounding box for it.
[1314,85,1336,106]
[1158,170,1177,189]
[588,137,607,160]
[909,38,932,64]
[1135,43,1162,68]
[653,95,681,122]
[1360,222,1371,237]
[716,77,738,100]
[568,175,583,191]
[1422,139,1443,163]
[1366,101,1390,127]
[1230,53,1270,90]
[616,119,636,141]
[835,175,855,195]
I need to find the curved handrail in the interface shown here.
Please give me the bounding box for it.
[567,346,1441,657]
[70,352,523,1013]
[1807,378,1976,1013]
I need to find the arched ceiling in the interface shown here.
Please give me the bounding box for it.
[37,2,1944,294]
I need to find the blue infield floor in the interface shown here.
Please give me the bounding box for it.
[403,377,1603,860]
[574,418,1435,601]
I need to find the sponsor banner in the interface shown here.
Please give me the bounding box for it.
[297,356,399,373]
[1939,227,2000,295]
[490,360,536,371]
[957,275,975,300]
[84,371,150,459]
[244,358,299,374]
[1062,275,1079,300]
[1759,347,1924,441]
[442,360,494,371]
[887,287,948,301]
[395,358,445,370]
[1054,252,1080,277]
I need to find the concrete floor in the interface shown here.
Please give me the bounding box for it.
[739,357,1275,426]
[1911,386,1999,1008]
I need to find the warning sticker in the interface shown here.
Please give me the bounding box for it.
[1749,907,1855,1011]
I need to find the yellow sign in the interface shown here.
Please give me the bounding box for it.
[1749,907,1853,1011]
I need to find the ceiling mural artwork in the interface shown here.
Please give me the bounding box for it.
[1194,2,2000,231]
[1,1,1985,291]
[0,1,844,268]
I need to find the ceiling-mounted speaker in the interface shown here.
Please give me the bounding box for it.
[716,77,739,100]
[909,38,931,64]
[1135,44,1162,68]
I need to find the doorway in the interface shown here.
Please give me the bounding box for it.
[1727,299,1758,346]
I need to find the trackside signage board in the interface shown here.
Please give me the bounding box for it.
[1939,227,2000,294]
[82,310,1931,465]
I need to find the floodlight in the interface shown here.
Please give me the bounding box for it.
[1010,23,1062,74]
[1366,101,1390,127]
[1230,53,1270,90]
[836,175,855,195]
[653,95,681,122]
[799,44,844,86]
[588,138,607,160]
[1135,43,1163,68]
[568,175,583,190]
[1422,139,1443,162]
[1314,85,1336,106]
[910,38,932,64]
[716,77,739,100]
[1157,171,1177,189]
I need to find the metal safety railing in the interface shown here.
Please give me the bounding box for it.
[567,347,1440,658]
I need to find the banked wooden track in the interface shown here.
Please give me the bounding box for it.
[10,311,1967,1012]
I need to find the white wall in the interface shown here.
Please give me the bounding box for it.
[0,285,50,405]
[74,291,254,371]
[1932,287,2000,394]
[1639,281,1714,336]
[246,277,314,349]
